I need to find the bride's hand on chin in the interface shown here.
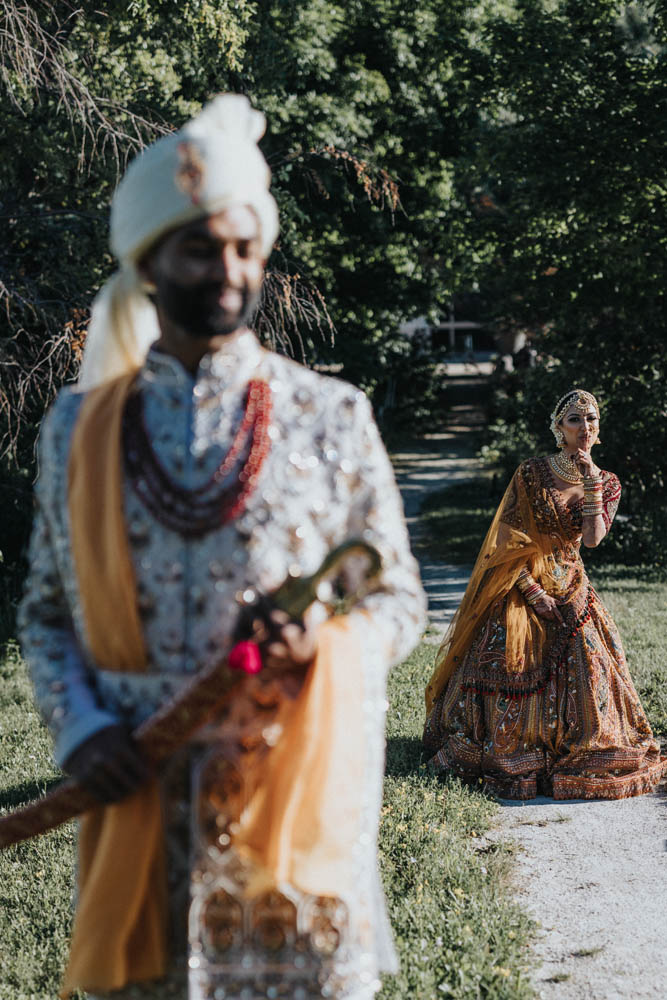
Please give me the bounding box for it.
[574,448,598,478]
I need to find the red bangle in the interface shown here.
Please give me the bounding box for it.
[228,640,263,675]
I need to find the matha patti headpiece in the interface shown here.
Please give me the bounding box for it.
[550,389,600,448]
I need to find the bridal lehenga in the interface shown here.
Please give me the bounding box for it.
[423,457,667,800]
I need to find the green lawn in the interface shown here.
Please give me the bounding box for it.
[591,567,667,744]
[0,639,535,1000]
[380,644,534,999]
[1,486,664,998]
[0,643,84,1000]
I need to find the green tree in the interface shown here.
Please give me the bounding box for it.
[1,0,495,618]
[0,0,252,623]
[455,0,667,564]
[4,0,665,632]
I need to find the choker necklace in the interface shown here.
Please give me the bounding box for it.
[123,378,272,538]
[548,451,582,485]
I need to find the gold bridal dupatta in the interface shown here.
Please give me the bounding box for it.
[425,466,560,715]
[62,374,365,996]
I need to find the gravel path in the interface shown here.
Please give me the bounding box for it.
[392,425,667,1000]
[499,793,667,1000]
[391,429,475,641]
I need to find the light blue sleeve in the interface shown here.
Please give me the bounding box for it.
[341,391,427,666]
[18,424,119,768]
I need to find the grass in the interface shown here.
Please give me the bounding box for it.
[417,480,499,565]
[0,642,84,1000]
[0,638,535,1000]
[391,474,667,1000]
[1,472,664,999]
[591,567,667,744]
[379,644,535,999]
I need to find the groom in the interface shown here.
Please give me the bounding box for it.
[19,94,426,1000]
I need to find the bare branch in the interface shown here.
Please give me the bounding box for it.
[0,316,82,461]
[254,269,335,361]
[0,266,337,461]
[0,0,169,169]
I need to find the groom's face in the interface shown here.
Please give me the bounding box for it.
[141,206,265,339]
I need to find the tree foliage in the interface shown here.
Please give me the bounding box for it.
[459,0,667,563]
[1,0,666,614]
[0,0,488,586]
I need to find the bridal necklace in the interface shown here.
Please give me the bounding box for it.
[123,378,272,538]
[548,450,582,485]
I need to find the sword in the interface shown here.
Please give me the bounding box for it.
[0,539,381,850]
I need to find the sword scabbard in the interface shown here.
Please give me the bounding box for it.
[0,538,381,849]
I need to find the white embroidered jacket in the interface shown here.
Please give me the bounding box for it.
[19,331,426,999]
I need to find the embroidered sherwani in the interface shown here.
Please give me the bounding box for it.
[19,331,427,999]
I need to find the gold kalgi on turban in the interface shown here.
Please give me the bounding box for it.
[78,95,279,390]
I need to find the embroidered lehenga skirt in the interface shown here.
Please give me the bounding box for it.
[423,457,667,800]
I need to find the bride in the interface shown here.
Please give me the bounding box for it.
[423,389,666,800]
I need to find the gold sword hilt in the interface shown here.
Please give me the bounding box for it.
[237,538,382,630]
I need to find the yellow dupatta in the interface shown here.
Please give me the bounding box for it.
[62,373,365,996]
[425,463,560,715]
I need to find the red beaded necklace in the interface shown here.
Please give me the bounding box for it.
[123,378,272,538]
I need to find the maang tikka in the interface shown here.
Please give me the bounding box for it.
[549,389,601,449]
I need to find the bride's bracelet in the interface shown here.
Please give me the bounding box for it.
[582,474,604,517]
[516,568,547,607]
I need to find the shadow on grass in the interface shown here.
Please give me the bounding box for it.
[417,479,500,564]
[418,477,667,584]
[0,776,61,811]
[585,560,667,585]
[385,736,428,778]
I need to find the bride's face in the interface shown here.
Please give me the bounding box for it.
[558,405,599,454]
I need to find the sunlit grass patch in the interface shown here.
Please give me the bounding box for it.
[592,568,667,743]
[0,642,83,1000]
[379,643,535,999]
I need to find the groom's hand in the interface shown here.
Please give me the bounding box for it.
[249,609,318,698]
[63,724,150,803]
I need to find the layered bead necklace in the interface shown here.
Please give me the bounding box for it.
[547,450,583,485]
[123,378,272,538]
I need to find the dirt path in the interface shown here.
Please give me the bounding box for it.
[500,793,667,1000]
[391,426,477,641]
[391,421,667,1000]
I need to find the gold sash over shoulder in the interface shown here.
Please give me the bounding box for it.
[63,375,367,996]
[426,465,557,714]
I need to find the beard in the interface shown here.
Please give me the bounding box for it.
[155,276,262,339]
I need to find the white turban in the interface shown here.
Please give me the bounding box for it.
[77,94,279,390]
